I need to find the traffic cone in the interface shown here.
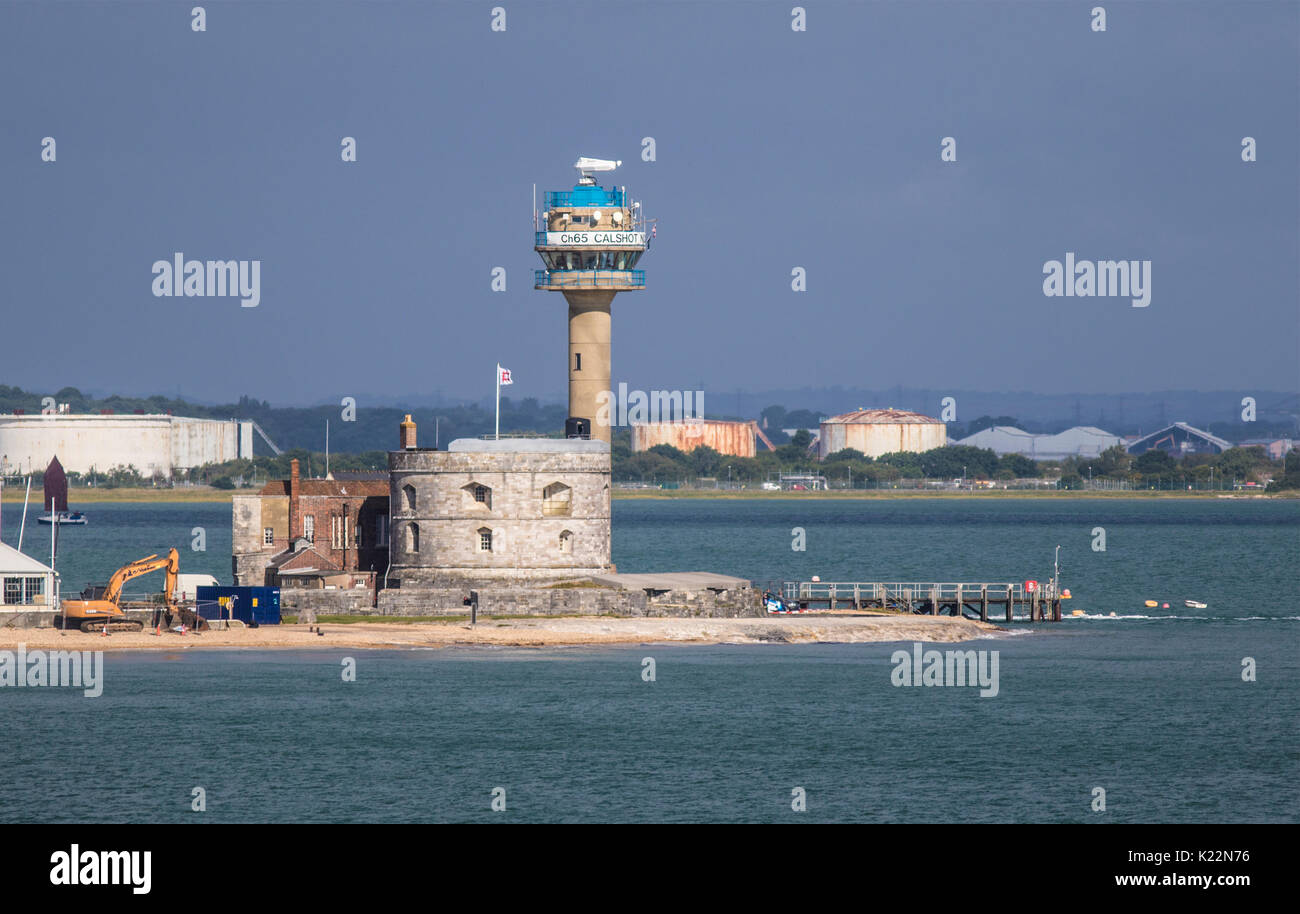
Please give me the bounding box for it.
[101,624,109,637]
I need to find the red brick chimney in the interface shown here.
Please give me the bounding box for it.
[400,414,417,450]
[289,458,301,542]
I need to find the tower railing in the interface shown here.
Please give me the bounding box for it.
[545,189,625,208]
[534,269,645,289]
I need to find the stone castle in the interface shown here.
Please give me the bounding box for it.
[384,418,612,589]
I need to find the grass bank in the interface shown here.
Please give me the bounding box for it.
[610,488,1289,500]
[1,487,235,503]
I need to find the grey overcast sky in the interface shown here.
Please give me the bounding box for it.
[1,1,1296,407]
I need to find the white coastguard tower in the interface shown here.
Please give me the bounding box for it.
[535,157,649,443]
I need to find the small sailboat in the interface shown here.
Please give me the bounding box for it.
[35,456,86,525]
[37,511,87,525]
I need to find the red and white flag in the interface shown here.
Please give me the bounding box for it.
[498,365,513,386]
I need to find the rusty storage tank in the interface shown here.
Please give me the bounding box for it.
[818,408,947,459]
[630,419,756,458]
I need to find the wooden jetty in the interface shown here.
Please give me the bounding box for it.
[779,581,1065,622]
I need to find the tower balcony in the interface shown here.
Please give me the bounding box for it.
[545,187,625,209]
[534,269,645,291]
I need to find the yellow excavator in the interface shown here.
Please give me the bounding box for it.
[60,548,206,633]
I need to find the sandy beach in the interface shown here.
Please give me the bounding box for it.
[0,615,1002,651]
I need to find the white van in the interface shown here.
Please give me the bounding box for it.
[173,573,219,602]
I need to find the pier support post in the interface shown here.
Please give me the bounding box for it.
[980,587,988,622]
[1006,591,1013,624]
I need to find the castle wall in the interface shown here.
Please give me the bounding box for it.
[387,440,611,587]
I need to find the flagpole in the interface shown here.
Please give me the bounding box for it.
[495,363,501,440]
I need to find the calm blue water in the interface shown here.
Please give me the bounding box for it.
[1,498,1297,822]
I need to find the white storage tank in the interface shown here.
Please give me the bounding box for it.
[818,408,947,459]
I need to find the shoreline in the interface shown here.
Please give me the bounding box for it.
[2,488,1289,504]
[0,615,1006,651]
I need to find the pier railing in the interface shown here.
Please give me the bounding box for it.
[781,581,1060,603]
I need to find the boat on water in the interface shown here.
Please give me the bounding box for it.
[37,511,87,525]
[37,456,86,526]
[1184,600,1208,609]
[1143,600,1158,608]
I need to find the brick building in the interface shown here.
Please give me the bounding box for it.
[232,458,389,588]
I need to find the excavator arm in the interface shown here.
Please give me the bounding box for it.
[102,552,174,606]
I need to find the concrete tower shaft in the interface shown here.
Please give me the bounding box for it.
[564,290,614,442]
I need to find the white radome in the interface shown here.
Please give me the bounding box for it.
[574,157,621,173]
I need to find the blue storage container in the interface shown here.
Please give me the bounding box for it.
[195,586,281,625]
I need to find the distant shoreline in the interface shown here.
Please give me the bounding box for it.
[1,487,1290,504]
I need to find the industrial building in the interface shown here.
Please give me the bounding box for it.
[0,413,251,478]
[956,426,1123,461]
[1126,422,1231,456]
[1239,437,1297,461]
[818,408,947,459]
[631,419,759,458]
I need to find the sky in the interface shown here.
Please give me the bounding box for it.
[1,0,1297,409]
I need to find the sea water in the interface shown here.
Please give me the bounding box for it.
[1,498,1296,822]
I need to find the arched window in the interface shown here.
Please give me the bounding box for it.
[559,530,573,554]
[477,527,493,553]
[406,522,420,554]
[464,483,492,510]
[402,484,416,513]
[542,481,572,516]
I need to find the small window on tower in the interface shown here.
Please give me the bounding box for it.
[575,353,581,371]
[263,527,274,546]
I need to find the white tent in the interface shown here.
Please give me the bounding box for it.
[0,541,55,609]
[956,426,1122,461]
